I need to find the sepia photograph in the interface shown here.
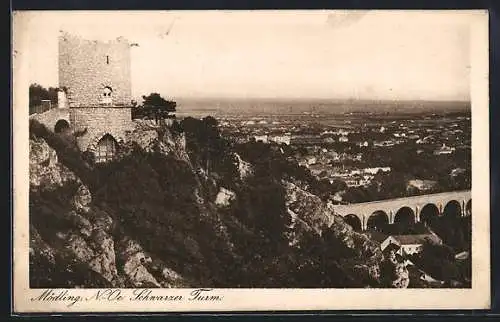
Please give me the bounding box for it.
[12,10,490,312]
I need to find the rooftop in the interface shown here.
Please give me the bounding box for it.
[366,230,388,244]
[391,234,442,245]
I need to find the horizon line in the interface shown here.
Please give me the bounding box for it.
[171,96,471,103]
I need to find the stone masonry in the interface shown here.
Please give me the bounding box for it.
[333,190,471,231]
[70,107,132,153]
[59,31,132,107]
[56,31,134,152]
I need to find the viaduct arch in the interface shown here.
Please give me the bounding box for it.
[333,190,471,231]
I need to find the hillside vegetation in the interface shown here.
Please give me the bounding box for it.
[29,117,409,288]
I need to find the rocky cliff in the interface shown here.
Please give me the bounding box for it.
[283,181,387,285]
[30,120,191,288]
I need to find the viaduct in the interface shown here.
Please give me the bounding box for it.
[333,190,471,231]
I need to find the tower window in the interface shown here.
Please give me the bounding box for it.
[103,86,113,96]
[101,86,113,105]
[106,55,109,64]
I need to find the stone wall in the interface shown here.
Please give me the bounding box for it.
[29,108,71,133]
[70,107,134,151]
[59,31,132,107]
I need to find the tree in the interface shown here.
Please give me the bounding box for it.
[141,93,176,124]
[342,187,370,203]
[410,241,463,283]
[29,83,58,113]
[330,179,348,192]
[180,116,238,182]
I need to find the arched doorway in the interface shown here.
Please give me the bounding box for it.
[54,119,70,134]
[367,210,389,232]
[466,200,472,216]
[443,200,462,220]
[394,207,415,225]
[95,134,118,163]
[420,203,439,226]
[343,214,362,231]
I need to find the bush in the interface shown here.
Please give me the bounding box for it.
[409,241,469,284]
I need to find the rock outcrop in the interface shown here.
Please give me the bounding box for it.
[124,119,190,163]
[29,132,192,288]
[283,180,385,285]
[233,152,254,180]
[29,136,78,190]
[215,187,236,207]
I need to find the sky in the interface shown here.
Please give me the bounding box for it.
[13,10,476,101]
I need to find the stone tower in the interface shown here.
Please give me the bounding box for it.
[59,31,132,107]
[58,31,134,162]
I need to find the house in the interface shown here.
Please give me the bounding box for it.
[433,143,455,155]
[363,167,391,175]
[380,234,443,256]
[343,176,370,188]
[323,137,335,144]
[416,135,434,144]
[308,164,329,176]
[254,135,268,143]
[305,156,317,165]
[269,135,291,145]
[331,192,343,202]
[407,179,438,192]
[365,230,389,244]
[373,140,395,147]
